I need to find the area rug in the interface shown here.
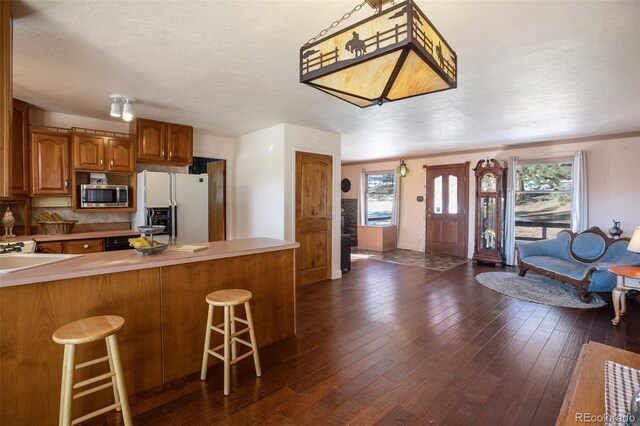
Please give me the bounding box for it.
[352,249,469,271]
[475,271,606,308]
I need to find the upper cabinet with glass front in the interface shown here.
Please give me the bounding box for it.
[472,159,506,266]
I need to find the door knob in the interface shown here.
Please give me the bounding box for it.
[427,214,432,218]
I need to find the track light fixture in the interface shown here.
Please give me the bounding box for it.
[109,95,135,121]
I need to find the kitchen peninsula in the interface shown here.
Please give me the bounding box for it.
[0,237,298,426]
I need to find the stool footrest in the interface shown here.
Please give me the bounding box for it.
[73,371,115,389]
[73,381,115,399]
[210,325,251,339]
[233,317,248,325]
[75,355,110,370]
[207,349,226,362]
[234,336,253,348]
[71,402,121,425]
[231,350,255,364]
[232,327,250,340]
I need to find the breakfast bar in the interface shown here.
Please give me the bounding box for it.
[0,238,298,426]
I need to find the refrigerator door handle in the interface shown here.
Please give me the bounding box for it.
[172,202,178,240]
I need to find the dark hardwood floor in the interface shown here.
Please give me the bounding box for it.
[94,258,640,425]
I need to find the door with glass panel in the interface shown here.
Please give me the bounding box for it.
[424,162,469,257]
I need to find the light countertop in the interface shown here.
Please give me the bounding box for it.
[0,238,299,288]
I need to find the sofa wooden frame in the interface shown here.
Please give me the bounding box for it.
[516,227,631,303]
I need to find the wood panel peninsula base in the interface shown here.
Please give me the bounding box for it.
[0,238,297,426]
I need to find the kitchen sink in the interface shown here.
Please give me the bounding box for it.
[0,254,81,274]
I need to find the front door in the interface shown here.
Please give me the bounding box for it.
[425,162,469,257]
[295,152,332,286]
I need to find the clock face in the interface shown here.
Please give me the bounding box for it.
[481,173,497,192]
[341,178,351,193]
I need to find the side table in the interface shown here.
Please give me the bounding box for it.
[556,341,640,425]
[608,265,640,326]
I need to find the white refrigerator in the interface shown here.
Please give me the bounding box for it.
[133,171,209,245]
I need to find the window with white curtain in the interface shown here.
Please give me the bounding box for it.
[515,160,573,241]
[365,172,395,225]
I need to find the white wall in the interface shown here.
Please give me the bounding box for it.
[234,124,286,239]
[284,124,342,279]
[342,135,640,257]
[234,123,342,279]
[30,109,129,133]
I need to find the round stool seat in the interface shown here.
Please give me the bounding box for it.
[53,315,125,345]
[206,289,252,306]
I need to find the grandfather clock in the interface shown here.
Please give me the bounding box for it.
[472,158,506,266]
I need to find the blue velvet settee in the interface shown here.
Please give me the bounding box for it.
[516,227,640,303]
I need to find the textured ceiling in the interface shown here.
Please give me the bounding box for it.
[12,0,640,161]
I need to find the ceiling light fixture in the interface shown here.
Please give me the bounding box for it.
[396,159,409,177]
[109,99,121,118]
[300,0,457,108]
[121,99,134,122]
[109,95,136,121]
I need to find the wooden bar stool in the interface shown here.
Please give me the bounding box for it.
[52,315,132,426]
[200,289,262,395]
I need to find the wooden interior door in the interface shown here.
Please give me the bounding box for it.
[425,162,469,257]
[207,160,226,241]
[295,152,332,286]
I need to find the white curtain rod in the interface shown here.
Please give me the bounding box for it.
[514,151,577,162]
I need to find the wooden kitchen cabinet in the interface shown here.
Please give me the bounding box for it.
[107,138,135,172]
[36,241,63,253]
[11,99,30,195]
[132,118,193,166]
[72,132,135,173]
[62,238,104,253]
[30,129,71,196]
[135,119,165,162]
[73,134,104,171]
[166,124,193,164]
[36,238,104,254]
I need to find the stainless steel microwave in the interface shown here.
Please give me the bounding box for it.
[80,184,129,208]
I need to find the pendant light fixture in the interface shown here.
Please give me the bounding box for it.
[300,0,457,107]
[109,95,136,121]
[396,159,409,177]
